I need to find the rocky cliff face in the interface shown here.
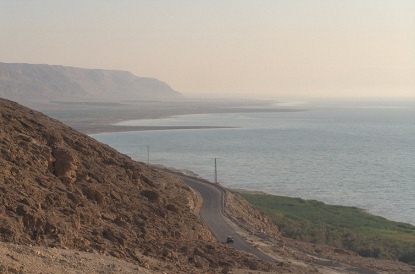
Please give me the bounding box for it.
[0,62,181,102]
[0,98,275,273]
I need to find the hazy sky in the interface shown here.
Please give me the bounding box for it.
[1,0,414,98]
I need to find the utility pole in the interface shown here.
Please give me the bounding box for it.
[214,157,218,184]
[146,145,150,165]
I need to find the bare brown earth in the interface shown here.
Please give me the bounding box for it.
[0,98,280,273]
[0,241,157,274]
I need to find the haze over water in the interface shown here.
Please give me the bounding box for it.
[93,100,415,225]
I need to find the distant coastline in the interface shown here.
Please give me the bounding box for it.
[80,108,303,134]
[91,105,415,226]
[40,99,304,134]
[81,125,236,134]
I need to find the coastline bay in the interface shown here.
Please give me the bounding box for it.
[91,101,415,225]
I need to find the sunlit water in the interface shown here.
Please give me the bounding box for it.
[92,101,415,225]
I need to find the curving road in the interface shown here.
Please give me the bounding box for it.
[182,176,274,262]
[182,175,386,274]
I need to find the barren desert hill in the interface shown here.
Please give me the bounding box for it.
[0,62,181,102]
[0,98,278,273]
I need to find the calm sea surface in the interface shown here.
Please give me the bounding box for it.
[92,101,415,224]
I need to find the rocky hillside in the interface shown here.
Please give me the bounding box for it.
[0,98,279,273]
[0,62,181,102]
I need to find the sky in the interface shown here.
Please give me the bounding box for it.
[1,0,414,99]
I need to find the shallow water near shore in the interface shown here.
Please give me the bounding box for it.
[92,100,415,225]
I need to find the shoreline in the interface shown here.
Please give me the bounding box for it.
[236,188,414,227]
[39,99,305,134]
[81,125,237,135]
[78,102,414,227]
[155,165,415,227]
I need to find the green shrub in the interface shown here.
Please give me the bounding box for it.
[239,192,415,266]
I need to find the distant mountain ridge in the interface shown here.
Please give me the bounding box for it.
[0,62,181,102]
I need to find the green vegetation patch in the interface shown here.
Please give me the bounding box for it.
[239,192,415,265]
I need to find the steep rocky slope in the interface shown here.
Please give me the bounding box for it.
[0,98,278,273]
[0,62,181,102]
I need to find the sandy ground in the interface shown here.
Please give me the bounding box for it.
[0,242,157,274]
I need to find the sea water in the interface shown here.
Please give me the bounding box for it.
[92,100,415,225]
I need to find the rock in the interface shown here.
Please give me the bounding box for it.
[140,190,159,202]
[52,147,79,183]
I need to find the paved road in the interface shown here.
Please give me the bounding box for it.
[182,176,274,262]
[182,175,388,274]
[181,175,384,274]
